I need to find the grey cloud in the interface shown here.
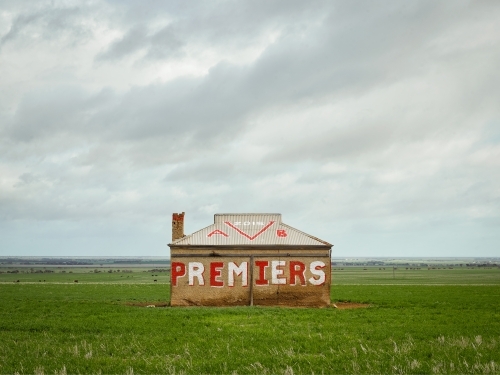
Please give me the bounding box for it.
[165,161,241,183]
[97,24,185,62]
[5,0,500,162]
[91,4,478,143]
[165,159,274,183]
[5,86,101,142]
[5,0,499,165]
[13,172,41,187]
[175,0,330,45]
[97,26,149,60]
[0,6,92,48]
[0,12,41,47]
[98,0,330,62]
[146,26,184,60]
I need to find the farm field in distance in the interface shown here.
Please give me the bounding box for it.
[0,258,499,374]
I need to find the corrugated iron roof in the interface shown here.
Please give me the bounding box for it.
[170,213,332,247]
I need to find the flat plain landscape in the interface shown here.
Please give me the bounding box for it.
[0,259,499,374]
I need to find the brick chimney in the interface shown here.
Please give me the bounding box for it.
[172,212,185,242]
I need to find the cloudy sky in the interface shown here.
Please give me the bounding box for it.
[1,0,499,258]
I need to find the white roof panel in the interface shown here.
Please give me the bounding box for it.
[170,213,331,247]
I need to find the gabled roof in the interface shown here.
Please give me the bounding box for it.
[169,213,332,247]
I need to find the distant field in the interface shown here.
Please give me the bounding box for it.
[332,266,500,285]
[0,266,169,284]
[0,267,499,374]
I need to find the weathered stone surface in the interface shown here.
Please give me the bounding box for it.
[170,254,330,307]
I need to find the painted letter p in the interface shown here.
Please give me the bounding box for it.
[171,262,186,286]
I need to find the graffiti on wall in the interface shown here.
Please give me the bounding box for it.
[171,260,326,287]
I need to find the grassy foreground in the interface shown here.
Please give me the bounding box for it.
[0,280,499,374]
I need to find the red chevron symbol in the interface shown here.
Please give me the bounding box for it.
[224,221,275,240]
[207,229,229,237]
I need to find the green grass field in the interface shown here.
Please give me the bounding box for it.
[332,266,500,285]
[0,267,499,374]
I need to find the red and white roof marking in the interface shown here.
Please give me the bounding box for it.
[170,214,331,246]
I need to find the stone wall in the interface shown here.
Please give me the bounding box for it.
[170,249,331,307]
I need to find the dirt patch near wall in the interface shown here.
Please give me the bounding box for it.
[332,302,371,309]
[126,302,170,307]
[125,301,371,309]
